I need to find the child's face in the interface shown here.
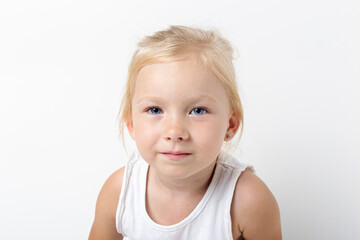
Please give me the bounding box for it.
[127,58,238,180]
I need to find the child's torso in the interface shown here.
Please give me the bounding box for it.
[116,151,252,240]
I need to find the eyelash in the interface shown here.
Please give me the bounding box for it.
[145,106,210,115]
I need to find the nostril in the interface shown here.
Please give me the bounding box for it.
[165,136,184,141]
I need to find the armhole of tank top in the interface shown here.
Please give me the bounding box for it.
[115,152,137,234]
[225,165,254,239]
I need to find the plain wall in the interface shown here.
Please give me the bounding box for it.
[1,0,359,239]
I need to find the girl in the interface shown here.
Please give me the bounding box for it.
[89,25,281,240]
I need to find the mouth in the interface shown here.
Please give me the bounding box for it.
[160,152,192,160]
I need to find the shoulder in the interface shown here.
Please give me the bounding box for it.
[89,167,125,240]
[98,167,125,204]
[231,169,282,240]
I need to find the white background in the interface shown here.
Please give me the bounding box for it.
[1,0,359,239]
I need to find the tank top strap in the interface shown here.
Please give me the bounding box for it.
[203,151,254,239]
[116,151,145,234]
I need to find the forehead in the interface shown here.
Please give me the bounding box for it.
[133,59,229,104]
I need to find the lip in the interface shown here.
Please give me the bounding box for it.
[160,152,192,160]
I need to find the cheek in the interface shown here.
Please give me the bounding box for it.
[193,121,227,150]
[133,123,156,158]
[133,118,160,144]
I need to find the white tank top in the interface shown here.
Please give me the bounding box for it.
[116,150,253,240]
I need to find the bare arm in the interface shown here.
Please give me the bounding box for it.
[231,169,282,240]
[89,167,125,240]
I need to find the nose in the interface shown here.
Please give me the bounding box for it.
[162,115,189,142]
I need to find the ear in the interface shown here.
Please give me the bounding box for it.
[225,112,240,141]
[126,118,136,140]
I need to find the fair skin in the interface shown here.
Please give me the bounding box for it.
[89,58,281,240]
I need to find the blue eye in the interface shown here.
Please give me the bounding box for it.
[190,107,207,115]
[147,107,163,115]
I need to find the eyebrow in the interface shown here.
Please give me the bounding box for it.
[136,95,218,104]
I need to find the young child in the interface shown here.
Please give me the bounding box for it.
[89,25,281,240]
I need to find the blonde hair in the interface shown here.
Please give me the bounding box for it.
[117,25,244,148]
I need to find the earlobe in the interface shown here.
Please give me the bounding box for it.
[126,119,135,140]
[225,114,240,141]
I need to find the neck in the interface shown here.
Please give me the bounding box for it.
[148,160,217,197]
